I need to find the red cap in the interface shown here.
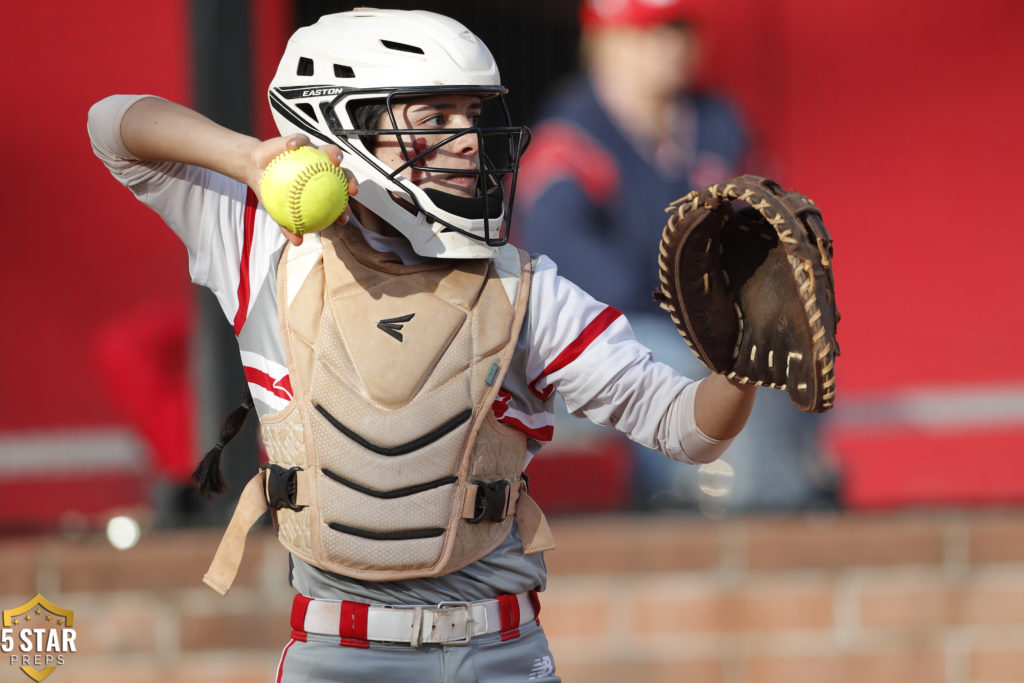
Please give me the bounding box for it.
[579,0,703,29]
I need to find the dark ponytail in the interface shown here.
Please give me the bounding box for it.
[191,385,254,499]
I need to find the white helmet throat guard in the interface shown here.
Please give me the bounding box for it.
[267,10,532,259]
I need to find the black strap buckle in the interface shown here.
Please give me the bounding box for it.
[260,464,304,511]
[468,479,511,524]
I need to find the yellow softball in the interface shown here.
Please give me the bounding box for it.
[259,146,349,235]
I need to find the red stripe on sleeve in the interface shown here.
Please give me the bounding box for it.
[244,366,294,401]
[232,188,259,335]
[517,122,620,207]
[528,305,623,400]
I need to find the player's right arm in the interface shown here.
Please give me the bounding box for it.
[91,95,354,245]
[119,97,359,244]
[117,96,266,191]
[87,95,299,319]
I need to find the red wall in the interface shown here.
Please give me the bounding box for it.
[696,0,1024,390]
[2,2,193,430]
[694,0,1024,506]
[3,1,1022,510]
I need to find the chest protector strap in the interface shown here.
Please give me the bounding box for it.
[202,227,554,595]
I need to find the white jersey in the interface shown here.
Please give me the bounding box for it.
[89,94,727,604]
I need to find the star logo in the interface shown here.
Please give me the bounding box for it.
[3,594,77,681]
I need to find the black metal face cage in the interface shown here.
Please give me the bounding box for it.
[324,86,532,247]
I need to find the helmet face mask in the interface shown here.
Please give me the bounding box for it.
[330,87,529,248]
[267,10,532,259]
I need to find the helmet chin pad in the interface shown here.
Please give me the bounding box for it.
[423,186,504,221]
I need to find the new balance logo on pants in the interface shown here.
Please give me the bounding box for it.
[529,655,555,679]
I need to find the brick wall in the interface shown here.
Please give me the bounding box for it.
[3,511,1024,683]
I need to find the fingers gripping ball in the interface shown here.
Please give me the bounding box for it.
[259,146,349,235]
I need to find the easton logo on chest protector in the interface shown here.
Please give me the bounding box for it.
[377,313,415,341]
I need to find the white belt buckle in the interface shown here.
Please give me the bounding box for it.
[435,601,474,645]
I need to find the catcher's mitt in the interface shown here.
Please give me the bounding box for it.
[654,175,839,413]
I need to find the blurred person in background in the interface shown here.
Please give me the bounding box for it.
[517,0,838,513]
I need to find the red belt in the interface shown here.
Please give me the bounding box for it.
[290,590,541,648]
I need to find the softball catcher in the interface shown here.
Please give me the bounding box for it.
[88,9,836,681]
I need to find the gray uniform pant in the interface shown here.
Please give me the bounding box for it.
[275,621,560,682]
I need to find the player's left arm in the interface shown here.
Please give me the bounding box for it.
[693,373,756,442]
[524,256,750,465]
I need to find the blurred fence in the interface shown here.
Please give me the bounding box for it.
[5,510,1024,682]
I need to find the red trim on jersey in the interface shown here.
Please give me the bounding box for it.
[339,600,370,649]
[492,384,554,441]
[244,365,294,401]
[517,121,620,207]
[528,305,623,401]
[232,188,258,335]
[498,414,554,442]
[491,388,513,418]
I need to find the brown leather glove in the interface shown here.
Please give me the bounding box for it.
[654,175,840,412]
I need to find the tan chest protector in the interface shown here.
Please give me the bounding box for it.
[203,227,553,594]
